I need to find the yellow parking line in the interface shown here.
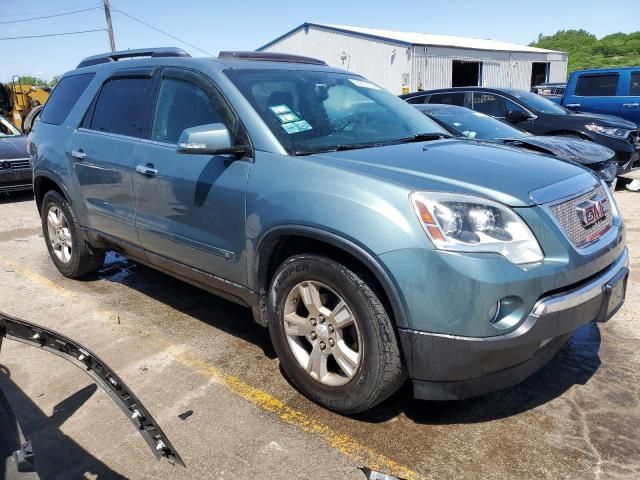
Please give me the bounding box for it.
[0,257,423,480]
[174,352,423,480]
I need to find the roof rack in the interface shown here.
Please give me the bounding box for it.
[217,51,327,66]
[77,47,191,69]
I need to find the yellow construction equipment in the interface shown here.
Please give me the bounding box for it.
[0,76,50,131]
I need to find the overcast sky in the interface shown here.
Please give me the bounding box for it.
[1,0,636,82]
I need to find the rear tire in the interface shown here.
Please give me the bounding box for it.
[41,190,105,278]
[268,254,406,414]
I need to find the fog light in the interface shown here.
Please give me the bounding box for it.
[490,296,525,330]
[487,302,499,323]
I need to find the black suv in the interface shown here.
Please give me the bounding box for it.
[401,87,640,175]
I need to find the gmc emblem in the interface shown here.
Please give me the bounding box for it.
[576,194,609,227]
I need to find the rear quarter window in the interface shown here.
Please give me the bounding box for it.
[39,73,95,125]
[575,74,619,97]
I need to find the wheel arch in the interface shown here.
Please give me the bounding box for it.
[252,225,409,329]
[33,171,72,213]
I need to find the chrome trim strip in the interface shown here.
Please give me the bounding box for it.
[533,247,628,316]
[529,172,597,205]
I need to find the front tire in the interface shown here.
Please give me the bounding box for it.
[268,254,406,414]
[41,190,105,278]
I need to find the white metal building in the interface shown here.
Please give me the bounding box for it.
[258,23,568,95]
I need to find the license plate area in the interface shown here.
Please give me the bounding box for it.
[598,267,629,322]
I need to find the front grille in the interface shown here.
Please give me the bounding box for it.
[630,130,640,149]
[1,158,31,170]
[548,185,613,248]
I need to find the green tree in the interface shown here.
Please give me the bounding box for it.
[530,29,640,74]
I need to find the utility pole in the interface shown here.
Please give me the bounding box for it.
[103,0,116,52]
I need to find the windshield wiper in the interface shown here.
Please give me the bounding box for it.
[393,132,454,143]
[296,142,388,155]
[295,133,452,156]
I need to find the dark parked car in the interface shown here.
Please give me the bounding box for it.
[415,103,618,186]
[0,116,32,193]
[401,87,640,175]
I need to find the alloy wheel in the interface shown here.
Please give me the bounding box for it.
[283,280,362,386]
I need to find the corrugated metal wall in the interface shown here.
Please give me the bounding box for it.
[262,25,412,94]
[262,27,569,93]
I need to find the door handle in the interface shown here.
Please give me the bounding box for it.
[565,103,581,108]
[71,149,86,160]
[622,103,640,108]
[136,164,158,176]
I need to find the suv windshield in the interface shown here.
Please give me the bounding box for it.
[510,90,569,115]
[420,105,528,140]
[0,116,21,137]
[225,69,448,155]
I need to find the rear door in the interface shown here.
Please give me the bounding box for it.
[619,71,640,126]
[132,68,250,285]
[70,69,156,246]
[565,72,621,117]
[426,92,469,107]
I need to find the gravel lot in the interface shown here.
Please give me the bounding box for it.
[0,189,638,480]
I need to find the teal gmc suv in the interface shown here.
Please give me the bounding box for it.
[28,48,629,414]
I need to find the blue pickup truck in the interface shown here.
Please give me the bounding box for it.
[552,68,640,126]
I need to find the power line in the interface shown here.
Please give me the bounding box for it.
[0,6,102,24]
[0,29,107,41]
[0,3,102,20]
[112,8,214,56]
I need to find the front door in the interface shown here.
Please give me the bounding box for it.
[619,71,640,125]
[70,70,156,245]
[133,68,249,285]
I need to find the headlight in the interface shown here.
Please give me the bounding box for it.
[585,124,629,138]
[594,162,617,183]
[410,192,544,265]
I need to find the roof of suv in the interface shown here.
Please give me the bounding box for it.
[71,48,345,76]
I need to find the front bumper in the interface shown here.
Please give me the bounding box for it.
[399,247,629,401]
[0,169,32,193]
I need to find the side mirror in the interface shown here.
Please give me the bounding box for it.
[176,123,246,155]
[505,110,531,123]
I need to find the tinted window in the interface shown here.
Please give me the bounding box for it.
[631,73,640,96]
[423,105,528,141]
[151,77,228,144]
[89,77,153,137]
[40,73,94,125]
[575,74,619,96]
[509,90,569,115]
[428,92,465,106]
[472,93,507,117]
[406,95,427,104]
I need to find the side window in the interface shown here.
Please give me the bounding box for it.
[89,77,153,137]
[504,99,526,113]
[630,73,640,96]
[40,73,95,125]
[151,77,231,144]
[406,95,427,104]
[428,92,465,106]
[472,93,507,117]
[575,74,619,97]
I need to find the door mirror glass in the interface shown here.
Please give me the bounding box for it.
[505,110,531,123]
[176,123,237,154]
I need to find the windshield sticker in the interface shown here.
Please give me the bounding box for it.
[282,120,313,134]
[268,104,301,124]
[348,79,381,90]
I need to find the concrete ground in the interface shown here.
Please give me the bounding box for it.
[0,189,639,480]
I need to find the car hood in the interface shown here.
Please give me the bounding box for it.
[0,136,28,160]
[499,136,616,164]
[307,139,592,207]
[565,111,638,129]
